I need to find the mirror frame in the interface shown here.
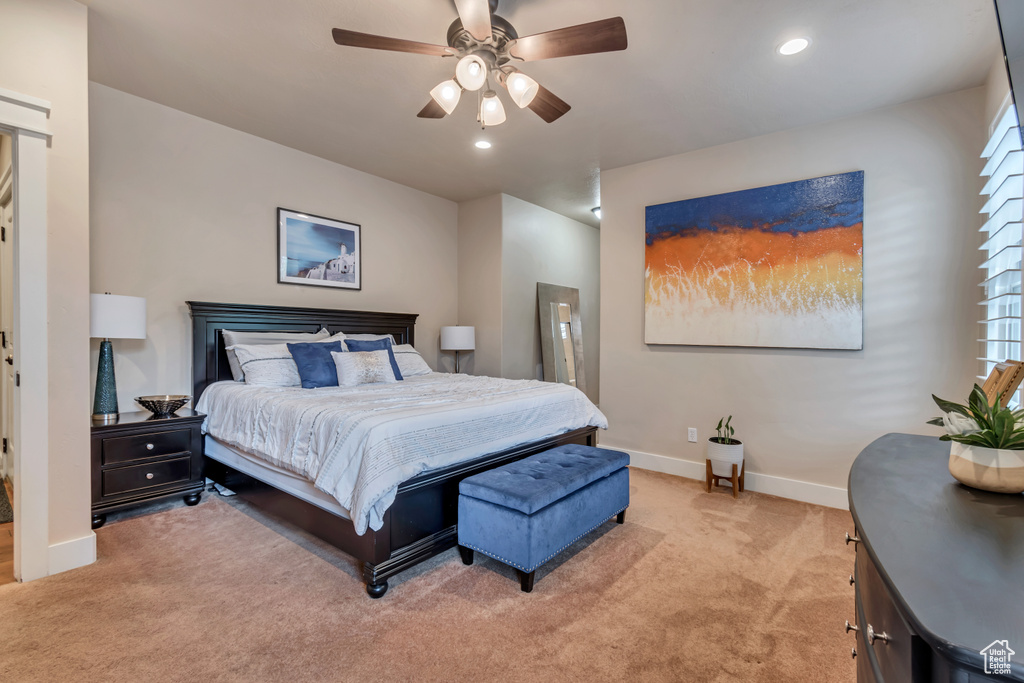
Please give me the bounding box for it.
[538,282,586,394]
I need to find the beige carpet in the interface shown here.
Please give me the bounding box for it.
[0,469,856,682]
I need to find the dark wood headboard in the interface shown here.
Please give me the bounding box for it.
[188,301,419,403]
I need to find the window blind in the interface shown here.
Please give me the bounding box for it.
[979,106,1024,387]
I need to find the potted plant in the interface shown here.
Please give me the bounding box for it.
[707,415,743,478]
[928,384,1024,494]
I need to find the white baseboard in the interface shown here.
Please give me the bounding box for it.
[48,532,97,575]
[607,445,849,511]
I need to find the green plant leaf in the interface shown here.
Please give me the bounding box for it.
[932,395,971,417]
[926,416,945,426]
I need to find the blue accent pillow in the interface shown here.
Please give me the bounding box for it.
[343,338,404,381]
[287,341,344,389]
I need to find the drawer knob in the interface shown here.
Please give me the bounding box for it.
[867,624,890,645]
[146,473,154,480]
[849,575,855,586]
[146,443,155,450]
[845,532,861,546]
[845,620,859,634]
[851,647,857,659]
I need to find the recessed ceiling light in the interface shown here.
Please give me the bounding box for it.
[778,37,810,56]
[475,140,492,150]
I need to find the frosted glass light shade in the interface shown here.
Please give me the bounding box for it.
[90,293,146,339]
[455,54,487,91]
[480,91,506,127]
[506,72,539,108]
[429,79,462,115]
[440,326,475,351]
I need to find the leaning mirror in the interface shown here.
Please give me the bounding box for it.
[538,283,586,394]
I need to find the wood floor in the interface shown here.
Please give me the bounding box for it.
[0,477,13,585]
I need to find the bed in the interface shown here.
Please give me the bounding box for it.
[189,301,604,597]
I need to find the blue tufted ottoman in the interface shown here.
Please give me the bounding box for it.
[457,444,630,592]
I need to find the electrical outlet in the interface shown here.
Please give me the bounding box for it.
[687,427,697,443]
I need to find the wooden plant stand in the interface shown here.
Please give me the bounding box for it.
[706,459,745,498]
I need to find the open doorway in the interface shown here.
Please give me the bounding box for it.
[0,131,13,585]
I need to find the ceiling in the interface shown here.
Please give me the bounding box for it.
[82,0,999,227]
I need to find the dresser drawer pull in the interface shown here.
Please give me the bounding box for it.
[851,648,857,659]
[146,443,155,450]
[146,473,154,480]
[845,532,861,546]
[849,575,855,586]
[845,620,859,634]
[867,624,890,645]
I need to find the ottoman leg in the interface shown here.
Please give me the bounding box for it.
[518,569,536,593]
[458,545,474,565]
[616,510,626,524]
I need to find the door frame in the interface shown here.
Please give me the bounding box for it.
[0,86,51,582]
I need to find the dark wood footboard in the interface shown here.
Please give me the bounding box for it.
[204,426,598,597]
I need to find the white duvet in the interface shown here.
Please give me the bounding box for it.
[196,373,608,535]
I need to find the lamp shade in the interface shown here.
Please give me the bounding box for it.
[480,91,506,127]
[90,293,146,339]
[429,79,462,115]
[455,54,487,91]
[505,71,539,108]
[440,326,475,351]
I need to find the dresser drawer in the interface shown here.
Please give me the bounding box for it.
[856,549,921,682]
[102,429,191,465]
[102,456,192,497]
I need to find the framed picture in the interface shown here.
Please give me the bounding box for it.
[644,171,864,349]
[278,207,361,290]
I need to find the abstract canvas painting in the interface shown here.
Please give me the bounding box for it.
[278,208,361,290]
[644,171,864,349]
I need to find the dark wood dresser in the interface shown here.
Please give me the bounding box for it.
[848,434,1024,682]
[91,410,205,529]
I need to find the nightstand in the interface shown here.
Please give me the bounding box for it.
[90,410,206,529]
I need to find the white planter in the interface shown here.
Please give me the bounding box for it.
[708,439,744,478]
[948,442,1024,494]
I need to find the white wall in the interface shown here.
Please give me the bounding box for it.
[456,194,503,378]
[600,87,986,499]
[0,0,93,555]
[501,195,600,403]
[89,84,458,406]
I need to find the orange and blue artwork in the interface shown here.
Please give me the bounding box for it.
[644,171,864,349]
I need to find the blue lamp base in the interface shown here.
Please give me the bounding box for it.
[92,339,119,423]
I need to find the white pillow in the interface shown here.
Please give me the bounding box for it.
[331,350,397,388]
[392,344,433,377]
[222,329,336,381]
[229,334,349,387]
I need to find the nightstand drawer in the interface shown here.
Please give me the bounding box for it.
[102,456,192,496]
[102,429,191,465]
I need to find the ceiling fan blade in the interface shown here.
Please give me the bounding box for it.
[417,99,448,119]
[332,28,451,57]
[454,0,492,42]
[528,85,571,123]
[510,17,627,62]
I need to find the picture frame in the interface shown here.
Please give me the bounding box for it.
[277,207,361,290]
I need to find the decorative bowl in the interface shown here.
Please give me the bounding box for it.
[135,395,191,417]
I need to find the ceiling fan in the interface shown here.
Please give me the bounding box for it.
[331,0,627,127]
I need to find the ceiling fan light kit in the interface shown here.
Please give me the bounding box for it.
[480,90,507,126]
[455,53,489,91]
[331,0,627,129]
[429,79,462,115]
[504,70,539,108]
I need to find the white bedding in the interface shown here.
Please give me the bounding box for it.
[196,373,608,535]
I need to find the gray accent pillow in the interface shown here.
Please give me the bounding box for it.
[222,328,334,381]
[392,344,433,377]
[342,333,396,342]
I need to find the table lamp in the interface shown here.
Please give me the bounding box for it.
[440,326,475,374]
[90,293,146,423]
